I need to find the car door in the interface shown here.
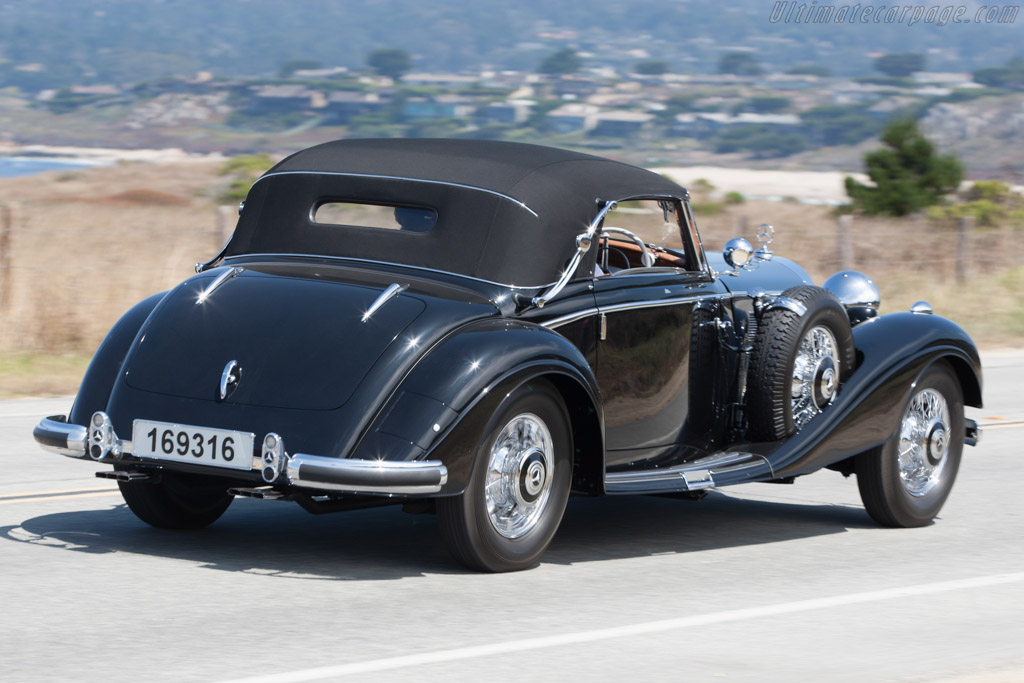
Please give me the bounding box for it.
[591,198,729,469]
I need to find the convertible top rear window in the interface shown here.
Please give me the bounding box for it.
[313,202,437,233]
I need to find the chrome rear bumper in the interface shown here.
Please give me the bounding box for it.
[32,412,448,496]
[33,415,88,458]
[286,453,447,495]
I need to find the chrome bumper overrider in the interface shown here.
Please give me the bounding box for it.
[32,412,448,496]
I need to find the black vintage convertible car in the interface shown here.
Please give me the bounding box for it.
[34,139,982,571]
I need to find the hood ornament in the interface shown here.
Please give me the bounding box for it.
[220,360,242,400]
[755,223,774,261]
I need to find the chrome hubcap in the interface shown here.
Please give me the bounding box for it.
[898,388,950,497]
[791,325,840,430]
[485,413,554,539]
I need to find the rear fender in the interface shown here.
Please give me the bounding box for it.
[770,311,982,479]
[69,292,168,425]
[351,318,603,494]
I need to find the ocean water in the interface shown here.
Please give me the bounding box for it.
[0,156,104,178]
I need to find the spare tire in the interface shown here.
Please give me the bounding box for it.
[746,285,855,441]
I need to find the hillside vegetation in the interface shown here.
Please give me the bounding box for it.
[1,160,1021,396]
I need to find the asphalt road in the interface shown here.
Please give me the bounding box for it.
[2,352,1022,683]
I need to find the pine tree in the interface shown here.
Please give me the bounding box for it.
[844,120,963,216]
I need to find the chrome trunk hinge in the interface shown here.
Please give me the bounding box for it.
[195,267,244,305]
[362,283,408,322]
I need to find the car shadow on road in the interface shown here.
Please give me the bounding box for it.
[548,492,873,566]
[0,488,874,580]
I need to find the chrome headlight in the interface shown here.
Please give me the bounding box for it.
[723,237,754,268]
[823,270,880,325]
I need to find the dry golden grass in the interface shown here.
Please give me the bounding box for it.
[0,163,1020,397]
[0,352,90,398]
[0,161,227,356]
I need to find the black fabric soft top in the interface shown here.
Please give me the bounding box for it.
[226,138,689,287]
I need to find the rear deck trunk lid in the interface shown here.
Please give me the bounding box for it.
[125,267,427,411]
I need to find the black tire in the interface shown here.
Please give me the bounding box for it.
[747,285,855,441]
[856,362,964,527]
[437,379,572,572]
[118,472,234,530]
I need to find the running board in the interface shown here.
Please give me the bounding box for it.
[604,451,770,495]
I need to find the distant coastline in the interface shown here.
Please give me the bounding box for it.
[0,145,226,179]
[0,156,106,178]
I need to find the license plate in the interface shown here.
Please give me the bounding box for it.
[132,420,254,471]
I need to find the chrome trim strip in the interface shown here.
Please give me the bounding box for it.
[541,308,599,330]
[361,283,408,323]
[285,453,448,496]
[33,415,88,458]
[541,293,722,330]
[195,266,244,305]
[222,254,556,291]
[256,171,539,218]
[599,293,722,316]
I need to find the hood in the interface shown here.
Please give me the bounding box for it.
[706,254,814,294]
[125,265,449,411]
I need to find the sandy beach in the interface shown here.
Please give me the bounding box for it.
[654,166,871,205]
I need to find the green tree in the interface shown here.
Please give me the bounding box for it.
[367,48,412,80]
[633,60,668,75]
[717,51,762,76]
[845,120,963,216]
[874,53,926,78]
[539,47,581,75]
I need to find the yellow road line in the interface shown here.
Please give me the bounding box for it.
[978,422,1024,431]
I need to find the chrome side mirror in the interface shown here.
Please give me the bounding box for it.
[723,238,754,268]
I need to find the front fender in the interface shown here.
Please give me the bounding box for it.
[69,292,168,425]
[769,311,982,479]
[351,318,602,494]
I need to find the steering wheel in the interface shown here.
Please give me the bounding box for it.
[601,227,655,268]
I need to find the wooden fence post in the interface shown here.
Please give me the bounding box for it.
[0,202,12,309]
[956,215,973,283]
[837,214,853,271]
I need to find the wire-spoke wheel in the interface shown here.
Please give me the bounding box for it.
[438,379,571,572]
[856,362,964,527]
[790,324,840,431]
[747,285,855,441]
